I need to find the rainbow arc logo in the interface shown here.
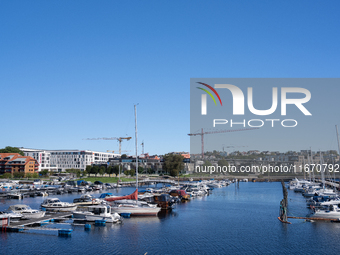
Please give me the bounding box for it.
[196,82,222,115]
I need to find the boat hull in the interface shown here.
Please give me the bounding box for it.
[21,211,46,219]
[42,205,77,212]
[111,206,161,216]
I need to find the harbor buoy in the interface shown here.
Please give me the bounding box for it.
[95,220,106,226]
[58,229,73,237]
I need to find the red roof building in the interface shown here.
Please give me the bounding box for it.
[0,153,39,176]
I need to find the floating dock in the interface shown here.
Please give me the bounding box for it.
[3,212,72,232]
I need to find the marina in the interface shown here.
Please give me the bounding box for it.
[2,180,340,254]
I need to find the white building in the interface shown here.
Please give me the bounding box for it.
[20,148,55,172]
[20,148,119,172]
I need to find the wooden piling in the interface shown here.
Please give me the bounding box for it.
[278,180,291,224]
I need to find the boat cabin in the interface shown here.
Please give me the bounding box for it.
[88,205,111,215]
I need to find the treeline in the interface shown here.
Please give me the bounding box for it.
[84,165,155,177]
[1,172,39,179]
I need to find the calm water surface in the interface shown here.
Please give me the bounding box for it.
[1,182,340,254]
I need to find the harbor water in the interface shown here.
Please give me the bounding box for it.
[1,182,340,254]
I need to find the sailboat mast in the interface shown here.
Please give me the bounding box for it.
[320,150,325,189]
[135,104,138,191]
[336,125,340,157]
[310,147,315,183]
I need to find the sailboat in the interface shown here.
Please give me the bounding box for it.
[109,105,161,216]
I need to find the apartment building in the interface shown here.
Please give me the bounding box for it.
[0,153,38,176]
[20,148,119,172]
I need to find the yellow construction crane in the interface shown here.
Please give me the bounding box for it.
[83,137,132,155]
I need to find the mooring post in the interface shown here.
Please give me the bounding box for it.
[279,180,290,223]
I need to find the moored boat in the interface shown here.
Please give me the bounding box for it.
[73,205,121,223]
[73,194,102,206]
[5,204,45,219]
[311,204,340,219]
[41,198,77,212]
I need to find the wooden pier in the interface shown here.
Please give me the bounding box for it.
[287,216,339,221]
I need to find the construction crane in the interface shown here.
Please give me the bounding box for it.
[107,150,131,154]
[188,128,258,158]
[83,137,132,155]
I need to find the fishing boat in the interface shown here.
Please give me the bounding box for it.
[5,204,45,219]
[73,205,121,223]
[41,198,77,212]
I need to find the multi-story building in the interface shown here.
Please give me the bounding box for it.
[21,148,119,172]
[20,148,55,172]
[0,153,38,176]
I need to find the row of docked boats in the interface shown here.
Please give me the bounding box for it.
[288,178,340,219]
[1,177,234,224]
[0,180,120,200]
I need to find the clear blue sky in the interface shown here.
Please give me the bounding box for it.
[1,0,340,155]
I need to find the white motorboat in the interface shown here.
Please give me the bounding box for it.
[7,192,22,200]
[73,205,121,223]
[208,183,222,188]
[41,198,77,212]
[73,194,103,206]
[311,204,340,219]
[304,187,337,197]
[5,204,45,219]
[110,199,161,216]
[0,211,22,221]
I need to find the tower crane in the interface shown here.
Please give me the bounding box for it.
[83,137,132,155]
[188,128,258,158]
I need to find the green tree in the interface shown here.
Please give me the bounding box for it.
[13,172,25,178]
[121,154,128,159]
[32,173,39,178]
[99,166,106,176]
[106,166,112,177]
[163,154,184,177]
[26,173,33,178]
[203,160,212,167]
[124,169,135,177]
[328,150,339,155]
[66,168,81,177]
[86,165,92,174]
[113,165,120,177]
[138,166,144,174]
[0,146,24,156]
[41,169,49,176]
[218,159,229,167]
[91,165,99,176]
[3,173,11,179]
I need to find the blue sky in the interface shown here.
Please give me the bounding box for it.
[1,0,340,155]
